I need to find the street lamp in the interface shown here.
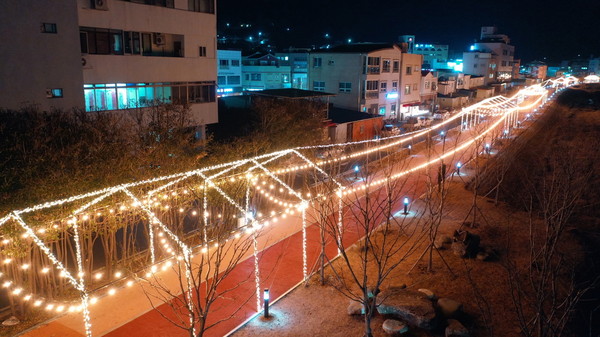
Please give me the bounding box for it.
[485,143,491,155]
[403,197,409,215]
[456,162,462,175]
[354,165,359,179]
[263,289,270,318]
[440,131,446,147]
[407,144,412,155]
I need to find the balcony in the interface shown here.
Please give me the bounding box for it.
[366,91,379,99]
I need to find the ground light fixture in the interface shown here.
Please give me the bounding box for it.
[403,197,409,215]
[407,144,412,155]
[456,162,462,175]
[485,143,491,154]
[263,288,270,318]
[354,165,359,179]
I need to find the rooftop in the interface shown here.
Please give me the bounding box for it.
[328,107,382,124]
[251,88,335,99]
[312,43,399,54]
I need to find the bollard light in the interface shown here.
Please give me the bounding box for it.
[263,288,270,318]
[354,165,359,179]
[407,144,412,155]
[403,197,409,215]
[456,162,462,175]
[485,143,491,154]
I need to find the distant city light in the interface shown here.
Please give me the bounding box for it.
[470,45,476,51]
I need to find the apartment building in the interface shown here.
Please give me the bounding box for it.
[463,26,515,84]
[241,52,292,91]
[399,53,423,119]
[1,0,217,134]
[413,43,449,69]
[420,70,437,112]
[308,44,403,120]
[217,50,243,96]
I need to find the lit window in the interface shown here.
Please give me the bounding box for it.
[404,85,411,95]
[46,88,63,98]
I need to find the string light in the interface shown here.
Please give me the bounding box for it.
[0,79,566,337]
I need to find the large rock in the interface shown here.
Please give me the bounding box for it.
[377,289,437,329]
[437,298,463,317]
[451,241,467,257]
[348,301,365,315]
[382,319,409,335]
[418,288,436,300]
[2,316,20,326]
[453,230,480,258]
[446,319,469,337]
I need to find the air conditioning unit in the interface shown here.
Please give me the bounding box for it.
[93,0,109,10]
[154,33,165,45]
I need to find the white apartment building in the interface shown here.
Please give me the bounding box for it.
[308,44,403,120]
[414,43,449,69]
[420,71,437,112]
[1,0,217,134]
[463,51,498,84]
[217,50,243,96]
[399,53,423,119]
[241,53,292,91]
[464,26,515,84]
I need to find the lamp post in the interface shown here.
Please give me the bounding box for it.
[354,165,359,180]
[263,289,270,318]
[456,162,462,175]
[407,144,412,155]
[485,143,491,155]
[440,131,446,147]
[403,197,409,215]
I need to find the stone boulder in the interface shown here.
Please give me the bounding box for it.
[348,301,365,315]
[445,319,469,337]
[451,241,467,257]
[382,319,409,335]
[437,298,463,318]
[453,230,480,258]
[418,288,436,300]
[377,289,437,329]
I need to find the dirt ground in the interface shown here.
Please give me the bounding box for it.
[232,172,585,337]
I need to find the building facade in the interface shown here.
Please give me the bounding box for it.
[217,49,243,96]
[308,44,403,120]
[1,0,218,133]
[414,43,449,69]
[463,26,516,84]
[399,53,423,119]
[241,53,292,91]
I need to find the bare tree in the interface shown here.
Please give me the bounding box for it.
[313,144,425,337]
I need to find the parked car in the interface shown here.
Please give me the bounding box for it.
[417,116,433,128]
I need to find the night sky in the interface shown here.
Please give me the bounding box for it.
[217,0,600,64]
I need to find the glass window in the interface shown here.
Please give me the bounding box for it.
[231,60,240,66]
[382,59,391,72]
[313,81,325,91]
[313,57,322,67]
[405,66,412,75]
[110,30,124,55]
[227,76,241,85]
[217,76,227,85]
[41,23,57,34]
[339,82,351,93]
[188,0,214,13]
[199,46,206,57]
[404,85,411,94]
[366,80,378,91]
[219,59,229,68]
[393,60,399,72]
[46,88,63,98]
[142,33,152,55]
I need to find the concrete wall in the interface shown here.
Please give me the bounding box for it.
[1,0,84,111]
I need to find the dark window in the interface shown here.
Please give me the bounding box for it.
[188,0,214,13]
[227,75,241,84]
[132,32,141,54]
[41,23,57,34]
[124,32,132,54]
[231,60,240,66]
[313,57,322,67]
[125,0,174,8]
[199,46,206,57]
[80,32,88,53]
[142,33,152,55]
[95,29,110,54]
